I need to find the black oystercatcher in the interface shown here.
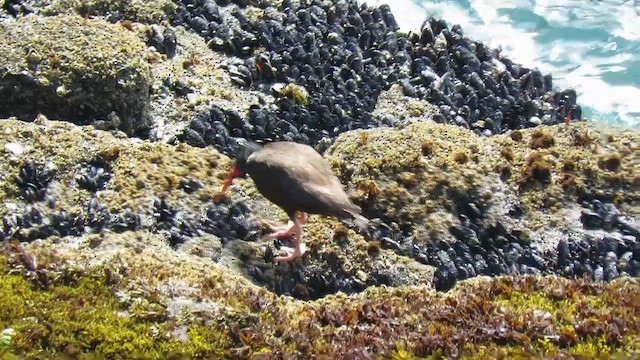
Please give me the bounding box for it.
[220,140,369,262]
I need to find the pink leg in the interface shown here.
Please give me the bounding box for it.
[273,215,307,263]
[266,212,308,239]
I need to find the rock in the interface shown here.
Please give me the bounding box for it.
[0,15,153,135]
[326,121,639,242]
[4,142,26,155]
[581,210,604,229]
[40,0,177,24]
[0,0,636,357]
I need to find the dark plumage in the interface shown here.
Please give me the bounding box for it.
[221,139,368,262]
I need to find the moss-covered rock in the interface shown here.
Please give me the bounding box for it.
[0,14,153,135]
[0,117,435,297]
[0,116,227,217]
[325,121,639,246]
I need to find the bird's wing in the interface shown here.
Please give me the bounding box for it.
[246,142,359,216]
[252,142,338,187]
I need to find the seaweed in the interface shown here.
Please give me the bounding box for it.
[0,255,231,359]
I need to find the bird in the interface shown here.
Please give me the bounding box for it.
[219,139,369,262]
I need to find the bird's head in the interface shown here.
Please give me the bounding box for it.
[220,139,263,194]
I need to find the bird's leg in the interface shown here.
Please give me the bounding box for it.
[273,215,307,262]
[266,212,308,239]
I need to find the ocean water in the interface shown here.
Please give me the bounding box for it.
[370,0,640,129]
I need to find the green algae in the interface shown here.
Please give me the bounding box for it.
[0,255,231,359]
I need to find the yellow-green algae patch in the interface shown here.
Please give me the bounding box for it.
[0,254,232,359]
[2,234,638,359]
[0,228,282,358]
[326,121,639,237]
[0,14,153,135]
[41,0,177,24]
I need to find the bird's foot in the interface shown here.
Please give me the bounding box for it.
[273,243,307,263]
[264,212,309,239]
[266,221,296,238]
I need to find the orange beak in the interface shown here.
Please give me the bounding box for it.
[220,164,244,194]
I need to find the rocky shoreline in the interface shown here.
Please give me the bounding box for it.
[0,0,638,358]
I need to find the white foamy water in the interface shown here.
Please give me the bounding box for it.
[368,0,640,129]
